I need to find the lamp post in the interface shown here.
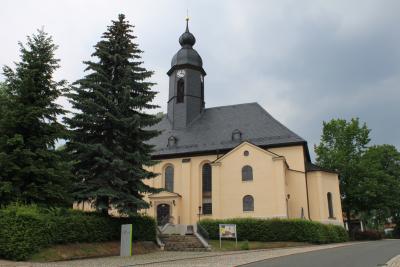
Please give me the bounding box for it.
[197,206,202,222]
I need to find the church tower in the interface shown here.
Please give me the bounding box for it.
[167,18,206,129]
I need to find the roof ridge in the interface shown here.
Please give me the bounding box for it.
[205,102,258,110]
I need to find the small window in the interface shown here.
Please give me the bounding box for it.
[232,129,242,141]
[177,79,184,103]
[327,192,334,218]
[242,165,253,181]
[168,136,177,147]
[243,195,254,211]
[243,150,249,156]
[165,166,174,192]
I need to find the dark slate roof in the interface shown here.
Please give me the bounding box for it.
[305,162,338,174]
[148,102,305,157]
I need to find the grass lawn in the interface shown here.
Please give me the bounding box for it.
[208,240,311,251]
[30,241,158,262]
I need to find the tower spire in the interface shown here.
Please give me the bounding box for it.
[185,10,189,32]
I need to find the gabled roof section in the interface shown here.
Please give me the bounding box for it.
[148,102,306,158]
[306,162,338,174]
[214,141,281,163]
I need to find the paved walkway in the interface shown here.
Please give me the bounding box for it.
[388,254,400,267]
[0,242,357,267]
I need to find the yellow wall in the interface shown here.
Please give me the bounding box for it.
[269,145,305,172]
[307,171,343,225]
[286,169,309,219]
[214,143,288,219]
[74,142,343,226]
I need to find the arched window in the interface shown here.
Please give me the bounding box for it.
[327,192,334,218]
[242,165,253,181]
[164,166,174,192]
[243,195,254,211]
[177,79,184,103]
[202,163,212,214]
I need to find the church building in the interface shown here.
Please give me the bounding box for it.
[144,20,344,227]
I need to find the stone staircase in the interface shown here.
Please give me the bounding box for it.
[159,234,208,251]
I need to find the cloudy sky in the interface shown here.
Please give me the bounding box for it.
[1,0,399,159]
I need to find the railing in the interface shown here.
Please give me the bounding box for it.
[196,222,210,240]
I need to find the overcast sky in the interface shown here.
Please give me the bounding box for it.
[1,0,399,159]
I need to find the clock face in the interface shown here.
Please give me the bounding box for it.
[177,70,186,78]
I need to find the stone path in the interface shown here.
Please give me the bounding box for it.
[0,242,358,267]
[387,255,400,267]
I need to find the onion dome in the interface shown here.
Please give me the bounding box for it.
[179,19,196,48]
[170,18,204,71]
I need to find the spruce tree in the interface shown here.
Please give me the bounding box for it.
[0,30,71,206]
[65,14,160,215]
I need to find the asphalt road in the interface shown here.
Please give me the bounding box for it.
[240,240,400,267]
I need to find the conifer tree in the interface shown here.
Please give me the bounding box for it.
[65,14,160,215]
[0,30,71,206]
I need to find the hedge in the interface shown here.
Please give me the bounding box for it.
[0,204,156,261]
[353,230,383,240]
[198,218,348,244]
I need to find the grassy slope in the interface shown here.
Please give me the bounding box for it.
[30,241,158,262]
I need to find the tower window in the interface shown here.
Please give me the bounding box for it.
[201,79,204,108]
[177,79,184,103]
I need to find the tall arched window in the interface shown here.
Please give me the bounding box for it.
[242,165,253,181]
[327,192,334,218]
[177,79,184,103]
[164,166,174,192]
[202,163,212,215]
[243,195,254,211]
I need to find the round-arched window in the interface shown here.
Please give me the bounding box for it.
[164,165,174,192]
[243,195,254,211]
[242,165,253,181]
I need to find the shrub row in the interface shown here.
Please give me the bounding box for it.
[353,230,383,240]
[0,204,156,261]
[198,218,348,244]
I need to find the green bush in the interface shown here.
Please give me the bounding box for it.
[353,230,383,240]
[198,218,348,244]
[0,204,156,261]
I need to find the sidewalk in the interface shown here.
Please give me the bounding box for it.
[387,255,400,267]
[0,242,358,267]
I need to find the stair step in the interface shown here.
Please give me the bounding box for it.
[159,234,207,251]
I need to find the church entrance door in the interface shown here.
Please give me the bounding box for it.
[157,203,170,226]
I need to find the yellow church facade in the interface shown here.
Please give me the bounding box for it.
[144,142,343,226]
